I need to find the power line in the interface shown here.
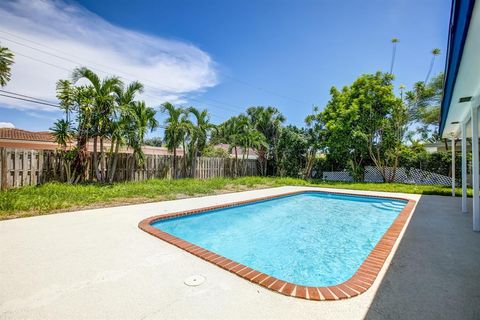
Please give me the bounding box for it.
[7,49,233,121]
[0,29,310,105]
[0,93,60,108]
[0,92,169,129]
[1,34,243,113]
[0,89,56,105]
[0,89,227,128]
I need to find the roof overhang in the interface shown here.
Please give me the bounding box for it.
[440,0,479,138]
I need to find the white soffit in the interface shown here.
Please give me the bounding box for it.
[443,1,480,138]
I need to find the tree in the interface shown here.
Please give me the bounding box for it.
[72,67,122,182]
[321,84,368,181]
[276,125,308,177]
[406,73,444,142]
[144,137,163,147]
[246,106,285,176]
[0,44,14,87]
[364,88,408,182]
[201,144,230,158]
[56,80,75,122]
[390,38,399,74]
[50,119,74,149]
[321,72,406,182]
[304,106,326,178]
[425,48,441,83]
[215,115,249,177]
[161,102,184,178]
[107,100,158,182]
[129,101,158,163]
[238,124,267,175]
[53,81,95,183]
[108,81,146,182]
[186,107,215,177]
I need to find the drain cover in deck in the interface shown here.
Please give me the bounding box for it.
[184,275,206,286]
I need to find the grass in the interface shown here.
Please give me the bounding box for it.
[0,176,469,220]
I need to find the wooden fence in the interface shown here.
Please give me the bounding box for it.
[0,148,258,190]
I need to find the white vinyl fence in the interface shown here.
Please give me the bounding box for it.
[323,166,453,186]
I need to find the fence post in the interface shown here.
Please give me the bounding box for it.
[1,147,7,190]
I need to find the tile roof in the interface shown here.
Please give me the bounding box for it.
[0,128,55,142]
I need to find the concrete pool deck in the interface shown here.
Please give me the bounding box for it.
[0,186,478,319]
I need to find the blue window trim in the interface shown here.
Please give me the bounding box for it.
[439,0,476,136]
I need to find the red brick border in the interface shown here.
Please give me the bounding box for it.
[138,190,416,301]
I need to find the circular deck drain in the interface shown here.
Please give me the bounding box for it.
[184,275,206,286]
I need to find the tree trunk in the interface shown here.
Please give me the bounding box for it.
[304,151,315,179]
[191,147,198,178]
[234,146,238,177]
[100,137,105,182]
[244,148,250,176]
[93,136,101,181]
[258,148,267,176]
[182,140,187,178]
[107,137,115,181]
[73,129,88,182]
[389,153,399,183]
[172,147,177,179]
[109,140,121,183]
[241,147,246,176]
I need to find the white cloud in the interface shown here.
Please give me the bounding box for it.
[0,122,15,128]
[0,0,219,112]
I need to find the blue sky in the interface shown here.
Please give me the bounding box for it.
[0,0,451,135]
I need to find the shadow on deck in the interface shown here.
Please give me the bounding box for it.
[365,195,480,320]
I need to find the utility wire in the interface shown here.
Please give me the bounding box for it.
[0,89,56,105]
[9,46,239,115]
[0,29,310,105]
[0,93,60,108]
[0,92,170,129]
[1,34,243,112]
[0,89,225,126]
[7,50,232,121]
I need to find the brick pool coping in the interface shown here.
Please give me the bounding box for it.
[138,190,416,301]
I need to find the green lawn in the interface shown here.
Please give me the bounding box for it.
[0,176,468,220]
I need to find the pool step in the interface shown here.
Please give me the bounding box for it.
[380,202,405,209]
[372,203,404,211]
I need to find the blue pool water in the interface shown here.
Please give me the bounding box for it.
[152,192,406,286]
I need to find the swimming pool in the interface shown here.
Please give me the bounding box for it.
[139,190,415,300]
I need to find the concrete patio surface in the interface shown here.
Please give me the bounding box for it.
[365,195,480,320]
[0,186,477,319]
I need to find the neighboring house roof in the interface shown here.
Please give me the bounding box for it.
[0,128,55,142]
[215,143,258,159]
[439,0,477,136]
[0,128,182,155]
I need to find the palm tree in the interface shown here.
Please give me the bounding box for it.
[187,107,215,177]
[50,119,74,149]
[56,80,75,122]
[399,84,406,100]
[246,106,285,176]
[390,38,399,75]
[219,115,250,177]
[161,102,184,178]
[108,81,144,182]
[72,67,122,182]
[0,45,14,87]
[425,48,441,83]
[239,126,267,175]
[50,119,78,183]
[129,101,158,163]
[179,111,194,177]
